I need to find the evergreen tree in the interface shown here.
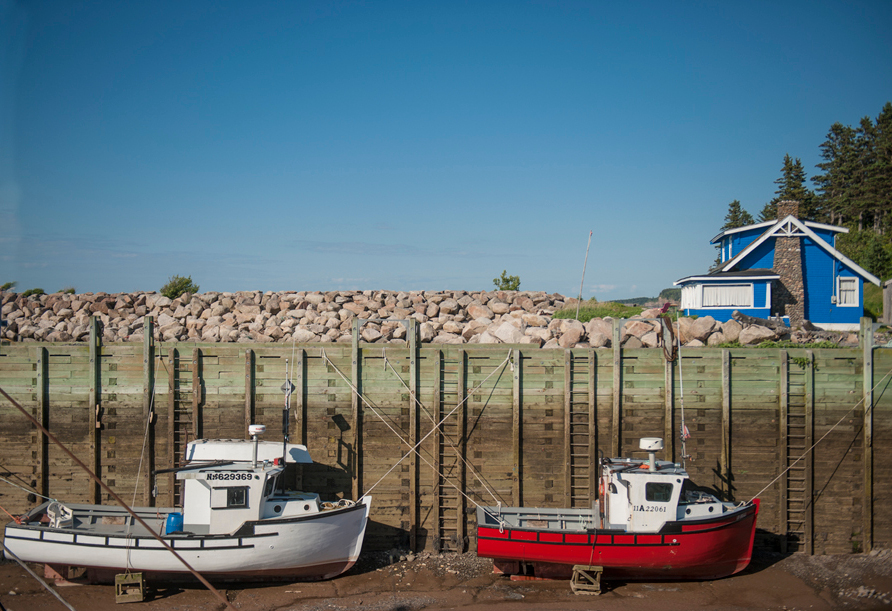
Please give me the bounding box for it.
[713,200,754,269]
[759,154,818,221]
[814,122,858,225]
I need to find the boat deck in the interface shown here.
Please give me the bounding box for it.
[23,503,173,538]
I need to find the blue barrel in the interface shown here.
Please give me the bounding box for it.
[165,512,183,534]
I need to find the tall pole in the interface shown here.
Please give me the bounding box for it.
[576,230,593,320]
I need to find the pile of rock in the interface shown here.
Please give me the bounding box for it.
[0,290,858,348]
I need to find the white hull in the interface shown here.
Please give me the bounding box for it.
[3,499,371,580]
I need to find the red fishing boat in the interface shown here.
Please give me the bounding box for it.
[476,438,759,581]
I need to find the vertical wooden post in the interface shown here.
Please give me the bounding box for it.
[861,318,874,553]
[588,349,597,505]
[512,349,522,507]
[457,348,467,551]
[805,349,815,555]
[721,349,731,501]
[244,349,254,437]
[167,347,177,507]
[294,348,306,491]
[408,319,418,552]
[612,319,622,457]
[35,346,49,500]
[664,351,675,463]
[89,316,101,504]
[433,349,442,549]
[351,319,362,501]
[142,317,155,506]
[779,350,789,554]
[563,349,572,506]
[192,348,201,441]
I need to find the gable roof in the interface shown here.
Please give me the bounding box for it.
[710,219,849,245]
[723,215,880,286]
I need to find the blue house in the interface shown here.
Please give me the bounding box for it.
[675,200,880,331]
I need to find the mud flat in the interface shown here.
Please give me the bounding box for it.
[1,548,890,611]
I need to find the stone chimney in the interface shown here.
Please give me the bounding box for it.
[777,200,799,219]
[772,200,805,327]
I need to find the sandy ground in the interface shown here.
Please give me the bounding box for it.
[1,548,890,611]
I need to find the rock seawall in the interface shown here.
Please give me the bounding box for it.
[0,290,857,348]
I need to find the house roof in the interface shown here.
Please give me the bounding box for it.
[677,215,880,287]
[674,269,779,286]
[709,219,849,244]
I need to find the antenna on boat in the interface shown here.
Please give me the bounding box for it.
[281,358,296,465]
[249,424,266,468]
[676,312,691,467]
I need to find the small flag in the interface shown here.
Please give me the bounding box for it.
[680,424,691,441]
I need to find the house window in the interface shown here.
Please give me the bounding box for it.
[702,284,753,308]
[838,277,858,307]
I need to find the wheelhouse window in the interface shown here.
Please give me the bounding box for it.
[645,482,674,502]
[702,284,753,308]
[837,277,858,306]
[211,486,249,509]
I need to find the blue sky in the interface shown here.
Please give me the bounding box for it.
[2,1,890,299]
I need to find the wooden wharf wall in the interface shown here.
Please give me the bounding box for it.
[1,318,890,556]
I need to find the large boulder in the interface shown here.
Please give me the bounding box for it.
[689,316,717,342]
[721,319,742,343]
[491,321,525,344]
[739,325,778,346]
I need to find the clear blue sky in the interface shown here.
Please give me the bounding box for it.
[2,1,890,299]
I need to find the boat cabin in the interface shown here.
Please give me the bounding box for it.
[600,438,729,532]
[174,430,316,535]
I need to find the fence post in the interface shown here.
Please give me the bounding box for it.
[408,319,418,552]
[351,318,362,502]
[861,317,874,553]
[513,349,522,506]
[721,349,731,501]
[244,349,254,438]
[35,346,49,500]
[89,316,101,504]
[612,319,622,457]
[142,317,154,506]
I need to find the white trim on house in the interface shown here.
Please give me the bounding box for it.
[837,276,858,307]
[722,216,881,286]
[680,283,760,310]
[674,275,778,285]
[709,219,848,244]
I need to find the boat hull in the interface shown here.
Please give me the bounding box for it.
[477,499,759,580]
[3,499,371,583]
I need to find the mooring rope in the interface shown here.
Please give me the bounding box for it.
[381,349,502,504]
[748,364,892,503]
[320,348,513,524]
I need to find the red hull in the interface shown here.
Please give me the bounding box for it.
[477,499,759,580]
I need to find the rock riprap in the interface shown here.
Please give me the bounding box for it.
[0,291,858,348]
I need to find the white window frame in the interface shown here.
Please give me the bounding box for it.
[836,277,858,307]
[700,283,754,309]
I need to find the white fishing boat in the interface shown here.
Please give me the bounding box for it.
[2,425,371,583]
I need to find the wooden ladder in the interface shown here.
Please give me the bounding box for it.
[780,351,813,554]
[434,349,466,553]
[565,350,597,508]
[167,347,201,507]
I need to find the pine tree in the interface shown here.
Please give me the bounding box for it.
[713,200,754,269]
[759,154,818,221]
[814,122,857,225]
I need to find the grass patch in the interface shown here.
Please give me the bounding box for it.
[553,300,644,322]
[752,340,842,349]
[864,283,882,320]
